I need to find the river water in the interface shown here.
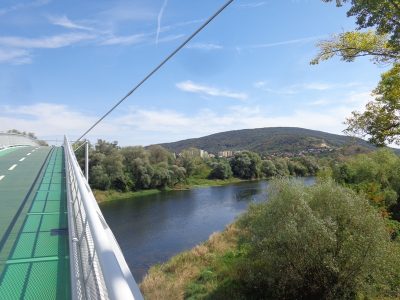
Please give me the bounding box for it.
[100,177,315,282]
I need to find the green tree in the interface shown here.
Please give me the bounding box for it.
[313,0,400,146]
[177,148,203,176]
[273,158,290,176]
[101,149,130,191]
[287,160,308,176]
[95,139,119,155]
[209,160,233,180]
[230,151,261,179]
[330,149,400,221]
[234,179,399,299]
[261,160,277,177]
[129,158,154,190]
[147,145,173,164]
[151,162,172,189]
[345,64,400,145]
[90,165,111,190]
[169,165,187,186]
[322,0,400,49]
[299,156,320,175]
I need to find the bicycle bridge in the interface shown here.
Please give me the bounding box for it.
[0,133,143,300]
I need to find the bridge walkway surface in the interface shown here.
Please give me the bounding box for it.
[0,146,70,299]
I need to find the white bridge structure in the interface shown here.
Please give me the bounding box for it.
[0,133,143,299]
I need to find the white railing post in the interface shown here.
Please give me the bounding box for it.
[85,140,89,181]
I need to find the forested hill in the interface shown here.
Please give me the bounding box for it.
[157,127,379,154]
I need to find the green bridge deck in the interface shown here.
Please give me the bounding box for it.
[0,146,70,299]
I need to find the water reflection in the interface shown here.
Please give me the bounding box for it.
[100,178,314,282]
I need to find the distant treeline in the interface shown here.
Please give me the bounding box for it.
[77,140,322,192]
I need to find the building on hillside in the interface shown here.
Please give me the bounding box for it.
[218,150,234,158]
[199,149,209,158]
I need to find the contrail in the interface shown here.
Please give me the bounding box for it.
[156,0,168,45]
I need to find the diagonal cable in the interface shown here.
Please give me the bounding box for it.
[76,0,234,142]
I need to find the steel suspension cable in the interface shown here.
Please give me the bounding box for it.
[76,0,234,142]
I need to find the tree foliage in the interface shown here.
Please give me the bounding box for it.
[85,139,321,192]
[345,64,400,145]
[314,0,400,146]
[230,151,261,179]
[209,159,233,180]
[311,31,398,65]
[233,179,400,299]
[323,0,400,49]
[260,160,277,177]
[326,149,400,224]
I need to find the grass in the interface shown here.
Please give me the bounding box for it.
[175,177,244,189]
[93,189,163,203]
[140,224,239,300]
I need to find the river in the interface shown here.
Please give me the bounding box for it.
[100,177,315,282]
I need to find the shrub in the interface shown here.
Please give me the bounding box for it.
[209,160,233,180]
[234,179,400,299]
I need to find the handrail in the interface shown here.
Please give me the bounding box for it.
[64,136,143,300]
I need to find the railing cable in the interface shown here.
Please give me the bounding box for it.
[76,0,234,142]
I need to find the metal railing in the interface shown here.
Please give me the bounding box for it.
[0,132,40,148]
[64,136,143,300]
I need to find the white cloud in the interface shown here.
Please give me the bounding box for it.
[0,103,119,142]
[156,0,169,45]
[0,48,32,64]
[238,35,326,51]
[0,33,96,49]
[301,82,362,91]
[176,81,248,100]
[302,82,334,91]
[308,99,332,106]
[254,80,364,95]
[157,34,185,43]
[186,43,223,50]
[100,33,148,46]
[112,101,369,144]
[48,15,94,31]
[239,2,267,8]
[253,81,267,88]
[100,3,157,23]
[0,93,374,146]
[307,91,373,107]
[0,0,50,16]
[160,19,204,33]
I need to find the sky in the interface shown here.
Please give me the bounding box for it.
[0,0,390,146]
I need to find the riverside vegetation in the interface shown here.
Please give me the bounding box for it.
[141,0,400,296]
[141,149,400,300]
[76,139,322,202]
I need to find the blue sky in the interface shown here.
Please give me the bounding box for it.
[0,0,388,146]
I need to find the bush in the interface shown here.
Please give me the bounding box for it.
[233,179,400,299]
[230,151,261,179]
[209,160,233,180]
[330,149,400,220]
[261,160,277,177]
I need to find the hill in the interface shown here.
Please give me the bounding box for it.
[156,127,385,155]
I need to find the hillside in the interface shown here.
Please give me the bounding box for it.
[157,127,381,155]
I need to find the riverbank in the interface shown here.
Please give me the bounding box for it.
[94,177,247,203]
[140,224,239,300]
[140,179,400,300]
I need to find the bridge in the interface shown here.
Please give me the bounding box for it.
[0,133,143,299]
